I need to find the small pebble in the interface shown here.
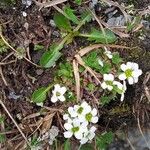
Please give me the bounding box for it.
[36,69,44,75]
[22,11,27,17]
[22,0,32,8]
[49,19,56,27]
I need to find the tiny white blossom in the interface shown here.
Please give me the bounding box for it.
[51,84,67,103]
[80,126,97,144]
[119,62,142,84]
[64,118,88,139]
[101,74,114,91]
[105,50,113,59]
[73,102,98,124]
[113,81,127,101]
[98,59,104,67]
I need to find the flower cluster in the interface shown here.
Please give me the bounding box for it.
[101,61,142,101]
[63,101,98,144]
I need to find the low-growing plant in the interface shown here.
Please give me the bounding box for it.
[39,9,117,68]
[30,4,143,150]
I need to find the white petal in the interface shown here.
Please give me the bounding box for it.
[101,82,107,89]
[103,74,108,81]
[90,126,97,133]
[51,96,58,103]
[91,108,97,116]
[54,84,61,90]
[83,105,92,114]
[74,105,80,111]
[123,80,127,91]
[63,114,69,120]
[81,101,88,108]
[81,121,88,129]
[91,116,98,123]
[132,63,139,70]
[64,123,72,130]
[121,93,125,101]
[134,77,138,83]
[126,62,132,68]
[68,107,77,117]
[78,115,86,123]
[128,77,134,84]
[60,87,67,94]
[107,74,114,81]
[64,131,73,138]
[104,74,114,81]
[113,81,123,90]
[119,73,126,80]
[133,70,142,77]
[58,95,65,102]
[88,132,95,140]
[120,64,128,71]
[80,138,88,144]
[73,118,80,127]
[107,85,113,91]
[98,59,104,67]
[74,131,83,140]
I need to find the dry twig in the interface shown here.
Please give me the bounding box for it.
[33,0,67,9]
[73,60,80,102]
[0,98,31,148]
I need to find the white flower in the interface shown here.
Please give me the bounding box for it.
[80,126,97,144]
[119,62,142,85]
[101,74,114,91]
[73,102,98,124]
[98,59,104,67]
[113,81,127,101]
[105,50,113,59]
[64,118,88,139]
[51,84,67,103]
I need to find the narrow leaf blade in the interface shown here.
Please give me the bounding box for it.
[64,6,79,24]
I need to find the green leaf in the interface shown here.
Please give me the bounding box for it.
[31,87,47,103]
[40,45,62,68]
[74,0,82,5]
[64,139,71,150]
[54,13,72,32]
[112,52,122,64]
[64,6,79,24]
[80,10,92,23]
[82,28,117,44]
[83,51,101,72]
[87,83,95,91]
[34,44,44,51]
[0,39,8,54]
[99,63,111,74]
[0,116,4,124]
[80,143,94,150]
[0,134,6,143]
[96,132,113,150]
[100,96,112,105]
[57,62,73,78]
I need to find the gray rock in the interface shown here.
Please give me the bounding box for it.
[107,15,126,26]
